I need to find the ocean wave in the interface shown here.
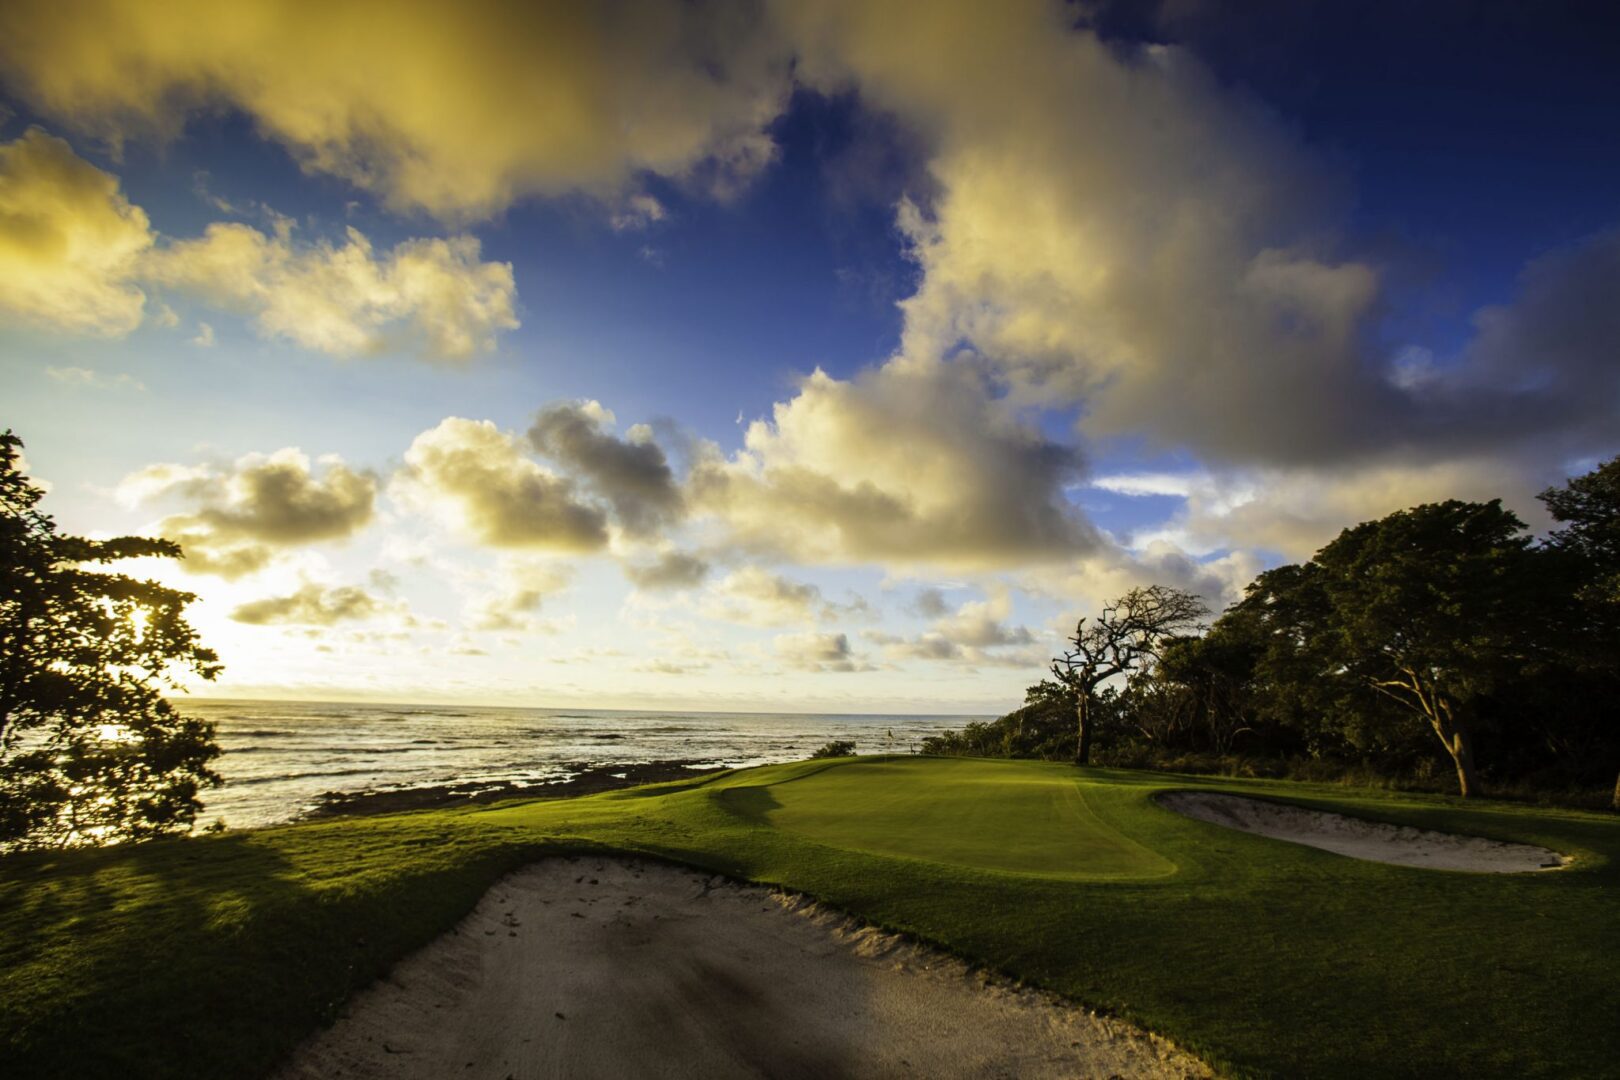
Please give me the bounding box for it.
[222,744,443,759]
[226,767,412,786]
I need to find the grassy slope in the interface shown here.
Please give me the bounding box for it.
[2,756,1617,1079]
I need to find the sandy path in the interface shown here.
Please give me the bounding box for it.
[1157,791,1569,873]
[276,857,1208,1079]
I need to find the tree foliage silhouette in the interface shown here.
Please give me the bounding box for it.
[1539,457,1620,807]
[1,431,222,849]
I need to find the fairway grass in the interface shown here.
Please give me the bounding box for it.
[3,756,1617,1079]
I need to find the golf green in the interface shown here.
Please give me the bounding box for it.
[718,757,1176,879]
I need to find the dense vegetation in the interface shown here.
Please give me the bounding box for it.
[0,432,222,850]
[927,460,1620,806]
[3,757,1617,1079]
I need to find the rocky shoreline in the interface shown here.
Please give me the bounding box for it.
[297,760,729,820]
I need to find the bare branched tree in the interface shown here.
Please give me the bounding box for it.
[1052,585,1208,765]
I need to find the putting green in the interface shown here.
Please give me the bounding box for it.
[718,756,1176,880]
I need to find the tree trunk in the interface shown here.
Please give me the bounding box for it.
[1074,692,1092,766]
[1434,715,1482,798]
[1408,684,1482,799]
[1612,767,1619,812]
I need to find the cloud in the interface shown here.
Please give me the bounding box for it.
[869,589,1041,668]
[0,0,791,220]
[119,448,377,577]
[467,558,573,631]
[773,631,866,673]
[623,550,710,590]
[1021,542,1262,626]
[609,194,667,232]
[395,417,609,551]
[1430,229,1620,456]
[687,361,1096,568]
[776,2,1395,466]
[44,365,144,391]
[143,222,518,361]
[932,591,1034,649]
[0,128,151,335]
[774,0,1620,483]
[230,582,386,625]
[701,566,827,627]
[1110,459,1551,562]
[0,128,517,360]
[907,587,952,619]
[529,401,683,534]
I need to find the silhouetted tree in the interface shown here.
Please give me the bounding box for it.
[1,432,222,850]
[1539,457,1620,807]
[1540,456,1620,603]
[1051,585,1207,765]
[1141,625,1267,754]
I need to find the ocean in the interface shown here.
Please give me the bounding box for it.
[186,699,980,829]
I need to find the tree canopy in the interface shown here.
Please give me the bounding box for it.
[1234,500,1548,797]
[1540,455,1620,597]
[1,432,222,850]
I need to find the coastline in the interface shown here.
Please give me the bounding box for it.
[296,759,729,820]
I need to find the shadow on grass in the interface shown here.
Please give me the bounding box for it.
[713,782,784,826]
[0,821,544,1080]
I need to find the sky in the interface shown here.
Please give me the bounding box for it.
[2,0,1616,713]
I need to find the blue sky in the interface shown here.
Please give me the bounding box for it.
[2,1,1615,710]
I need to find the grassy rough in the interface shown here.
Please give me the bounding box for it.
[3,757,1617,1079]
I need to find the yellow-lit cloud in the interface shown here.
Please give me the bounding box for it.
[773,631,864,673]
[622,550,710,591]
[0,128,520,358]
[700,566,826,627]
[687,361,1096,568]
[394,418,610,552]
[230,582,386,626]
[144,222,518,361]
[119,448,378,577]
[528,400,683,534]
[466,558,574,632]
[779,0,1391,466]
[0,128,150,335]
[0,0,790,220]
[866,589,1042,669]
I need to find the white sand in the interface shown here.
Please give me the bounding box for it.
[1157,791,1569,873]
[276,857,1209,1079]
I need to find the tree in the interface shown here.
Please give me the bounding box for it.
[1051,585,1208,765]
[1,432,223,850]
[1538,457,1620,808]
[1540,456,1620,603]
[1142,625,1268,755]
[1239,501,1545,798]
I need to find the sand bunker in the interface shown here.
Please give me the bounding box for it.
[1157,791,1569,873]
[276,857,1208,1079]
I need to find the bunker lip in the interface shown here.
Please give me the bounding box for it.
[275,856,1210,1080]
[1155,790,1570,873]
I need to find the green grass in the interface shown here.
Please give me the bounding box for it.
[3,756,1617,1079]
[727,757,1174,878]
